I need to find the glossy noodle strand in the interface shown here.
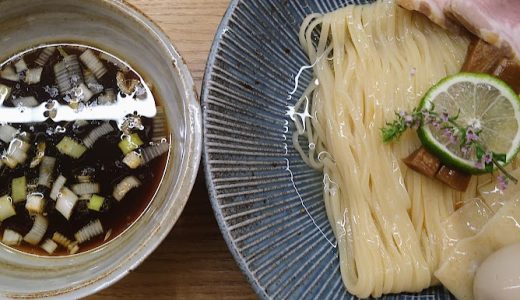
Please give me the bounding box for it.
[294,0,470,297]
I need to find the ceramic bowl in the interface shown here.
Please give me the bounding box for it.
[202,0,451,299]
[0,0,201,298]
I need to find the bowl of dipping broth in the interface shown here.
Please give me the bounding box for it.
[0,0,201,298]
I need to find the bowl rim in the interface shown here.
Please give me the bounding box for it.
[0,0,202,298]
[201,0,269,299]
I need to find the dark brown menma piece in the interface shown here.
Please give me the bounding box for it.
[462,38,507,73]
[435,165,472,192]
[403,147,441,178]
[493,58,520,94]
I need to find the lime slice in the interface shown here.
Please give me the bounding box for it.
[418,73,520,174]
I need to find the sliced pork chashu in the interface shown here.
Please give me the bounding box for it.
[449,0,520,60]
[398,0,520,60]
[396,0,458,30]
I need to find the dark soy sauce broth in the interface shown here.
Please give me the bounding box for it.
[0,44,170,256]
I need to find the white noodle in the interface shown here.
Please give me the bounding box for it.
[295,0,471,297]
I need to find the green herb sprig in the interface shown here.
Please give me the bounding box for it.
[382,106,517,189]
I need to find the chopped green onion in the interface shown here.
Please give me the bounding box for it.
[113,176,141,201]
[7,144,28,165]
[83,122,114,148]
[75,219,103,244]
[123,151,143,169]
[142,142,170,164]
[24,68,43,85]
[25,194,46,215]
[72,183,100,196]
[16,139,31,152]
[83,69,104,93]
[23,215,48,245]
[79,49,107,79]
[40,239,58,254]
[2,156,18,169]
[56,187,78,220]
[118,133,144,155]
[0,84,11,105]
[152,106,167,142]
[2,229,22,246]
[79,194,92,201]
[56,137,87,159]
[0,195,16,221]
[123,142,169,170]
[73,83,94,102]
[0,125,17,143]
[12,96,39,107]
[3,139,31,168]
[29,140,46,168]
[0,65,19,82]
[88,194,105,212]
[14,59,28,73]
[11,176,26,203]
[52,232,79,254]
[54,55,83,95]
[50,175,67,201]
[38,156,56,188]
[76,175,92,183]
[57,47,69,57]
[35,47,56,67]
[97,88,116,105]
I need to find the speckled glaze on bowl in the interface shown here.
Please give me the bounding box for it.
[202,0,452,299]
[0,0,201,298]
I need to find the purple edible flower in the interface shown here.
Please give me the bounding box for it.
[466,128,479,143]
[442,128,451,136]
[484,152,493,165]
[440,111,449,122]
[431,120,441,130]
[443,128,457,144]
[497,175,509,191]
[404,115,414,126]
[461,145,470,155]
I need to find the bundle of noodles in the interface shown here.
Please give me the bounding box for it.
[294,0,474,297]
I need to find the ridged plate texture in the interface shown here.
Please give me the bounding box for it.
[202,0,453,299]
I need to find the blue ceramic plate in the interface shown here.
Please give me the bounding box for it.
[202,0,453,299]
